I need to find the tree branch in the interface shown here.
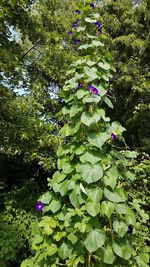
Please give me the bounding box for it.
[21,39,41,59]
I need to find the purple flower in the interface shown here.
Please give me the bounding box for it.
[110,133,116,141]
[127,225,133,235]
[95,21,101,28]
[90,3,95,9]
[68,31,73,36]
[77,82,83,88]
[35,201,44,212]
[75,10,81,14]
[98,28,102,35]
[87,85,98,95]
[72,21,78,29]
[75,39,80,45]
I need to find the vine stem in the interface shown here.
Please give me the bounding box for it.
[109,218,114,241]
[87,252,91,267]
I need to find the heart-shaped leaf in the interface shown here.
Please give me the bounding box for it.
[84,229,105,253]
[80,163,103,183]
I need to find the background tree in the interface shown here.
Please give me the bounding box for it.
[98,0,150,152]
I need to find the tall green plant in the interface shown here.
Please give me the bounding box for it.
[21,1,149,266]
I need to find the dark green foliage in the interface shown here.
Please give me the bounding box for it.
[0,0,149,266]
[98,0,150,152]
[0,179,40,267]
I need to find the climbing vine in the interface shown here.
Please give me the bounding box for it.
[21,1,149,267]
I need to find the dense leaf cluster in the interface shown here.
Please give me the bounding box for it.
[21,2,149,267]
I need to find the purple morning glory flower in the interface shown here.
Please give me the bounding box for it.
[110,133,116,141]
[75,10,81,14]
[68,31,73,36]
[75,39,80,45]
[98,28,102,35]
[35,201,44,212]
[87,85,98,95]
[90,3,95,9]
[95,21,101,28]
[77,82,83,88]
[127,225,133,235]
[72,21,78,29]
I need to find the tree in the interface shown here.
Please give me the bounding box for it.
[98,0,150,152]
[21,2,149,266]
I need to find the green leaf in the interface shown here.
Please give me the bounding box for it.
[125,171,136,181]
[101,73,110,82]
[98,62,110,70]
[85,200,100,217]
[58,180,69,196]
[80,151,101,165]
[103,166,118,190]
[85,17,96,23]
[56,146,65,157]
[92,40,104,47]
[111,121,126,135]
[104,188,127,203]
[69,189,80,208]
[76,89,88,99]
[58,242,73,260]
[60,124,73,137]
[77,26,86,32]
[113,220,128,237]
[101,201,115,219]
[136,253,149,267]
[84,229,105,253]
[78,44,92,50]
[88,131,108,148]
[62,106,70,115]
[84,67,98,81]
[47,245,57,256]
[98,108,110,121]
[62,161,73,174]
[75,145,86,155]
[71,59,86,66]
[0,9,4,18]
[80,183,88,195]
[123,150,139,158]
[80,163,103,184]
[99,245,116,264]
[51,171,66,184]
[112,149,127,167]
[33,234,43,245]
[83,95,101,104]
[67,233,78,244]
[86,59,96,66]
[70,105,82,118]
[86,33,97,39]
[88,188,103,202]
[115,204,127,214]
[113,240,131,260]
[81,111,100,126]
[49,197,61,213]
[125,207,136,226]
[21,259,34,267]
[39,192,52,204]
[93,13,100,19]
[97,84,107,97]
[104,97,113,108]
[39,216,55,226]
